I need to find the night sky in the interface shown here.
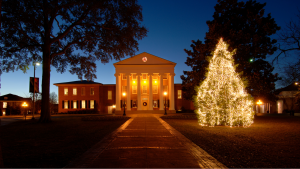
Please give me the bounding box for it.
[1,0,299,98]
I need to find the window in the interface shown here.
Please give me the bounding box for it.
[132,74,137,80]
[81,87,85,96]
[64,101,68,109]
[152,74,158,80]
[132,85,137,94]
[122,74,127,80]
[178,90,182,99]
[122,86,127,94]
[90,100,94,109]
[3,102,7,108]
[142,85,147,94]
[81,100,86,109]
[153,85,158,94]
[73,101,77,109]
[90,87,94,95]
[108,91,112,100]
[64,88,68,95]
[163,74,168,79]
[73,88,77,95]
[142,74,147,80]
[163,85,168,93]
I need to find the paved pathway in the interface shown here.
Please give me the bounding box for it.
[65,114,227,168]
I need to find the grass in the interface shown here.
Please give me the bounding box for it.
[162,116,300,168]
[0,116,129,168]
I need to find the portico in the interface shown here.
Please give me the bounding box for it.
[114,52,176,114]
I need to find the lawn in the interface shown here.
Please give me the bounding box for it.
[162,115,300,168]
[0,116,129,168]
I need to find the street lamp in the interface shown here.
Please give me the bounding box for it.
[32,62,40,120]
[122,92,126,116]
[112,105,116,115]
[22,102,28,120]
[164,92,167,115]
[256,100,263,114]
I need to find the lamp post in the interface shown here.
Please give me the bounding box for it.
[256,100,263,114]
[22,102,28,121]
[32,62,40,120]
[164,92,167,115]
[122,92,126,116]
[112,105,116,115]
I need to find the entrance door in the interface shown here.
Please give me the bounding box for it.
[141,97,148,110]
[277,100,283,114]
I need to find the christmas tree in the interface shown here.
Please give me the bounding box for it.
[194,38,254,127]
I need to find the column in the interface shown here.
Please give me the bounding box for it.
[127,74,131,111]
[159,74,164,110]
[149,74,153,110]
[115,73,121,111]
[137,73,142,110]
[169,73,175,110]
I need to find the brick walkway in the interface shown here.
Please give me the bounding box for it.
[65,114,227,168]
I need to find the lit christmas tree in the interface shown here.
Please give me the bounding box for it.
[194,38,254,127]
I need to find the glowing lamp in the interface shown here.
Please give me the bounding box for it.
[256,100,263,105]
[112,105,116,108]
[133,81,136,84]
[154,81,157,84]
[122,92,126,97]
[144,81,146,83]
[164,92,167,96]
[295,82,299,85]
[22,102,28,107]
[36,62,40,66]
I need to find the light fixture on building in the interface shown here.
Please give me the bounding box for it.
[144,81,146,83]
[256,100,263,105]
[154,81,157,84]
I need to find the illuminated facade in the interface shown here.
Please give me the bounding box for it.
[114,52,176,113]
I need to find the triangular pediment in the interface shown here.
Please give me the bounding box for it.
[114,52,176,65]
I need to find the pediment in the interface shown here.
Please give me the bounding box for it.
[114,52,176,65]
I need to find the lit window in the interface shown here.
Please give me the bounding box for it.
[73,88,77,95]
[122,86,127,94]
[153,85,158,94]
[142,85,147,94]
[132,74,137,80]
[90,100,94,109]
[82,100,86,109]
[178,90,182,99]
[108,91,112,100]
[142,74,147,80]
[122,74,127,80]
[73,100,77,109]
[163,85,168,93]
[3,102,7,108]
[64,88,68,95]
[81,87,85,96]
[132,85,137,94]
[90,87,94,95]
[64,101,68,109]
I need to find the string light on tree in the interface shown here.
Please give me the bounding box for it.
[194,38,254,127]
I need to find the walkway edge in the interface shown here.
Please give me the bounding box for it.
[64,117,134,168]
[157,116,227,169]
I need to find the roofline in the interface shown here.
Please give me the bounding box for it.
[113,52,177,66]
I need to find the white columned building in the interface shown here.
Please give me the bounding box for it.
[114,52,176,114]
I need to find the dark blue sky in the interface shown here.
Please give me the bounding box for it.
[1,0,299,97]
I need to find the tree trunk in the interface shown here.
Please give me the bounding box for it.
[39,0,51,123]
[39,46,51,123]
